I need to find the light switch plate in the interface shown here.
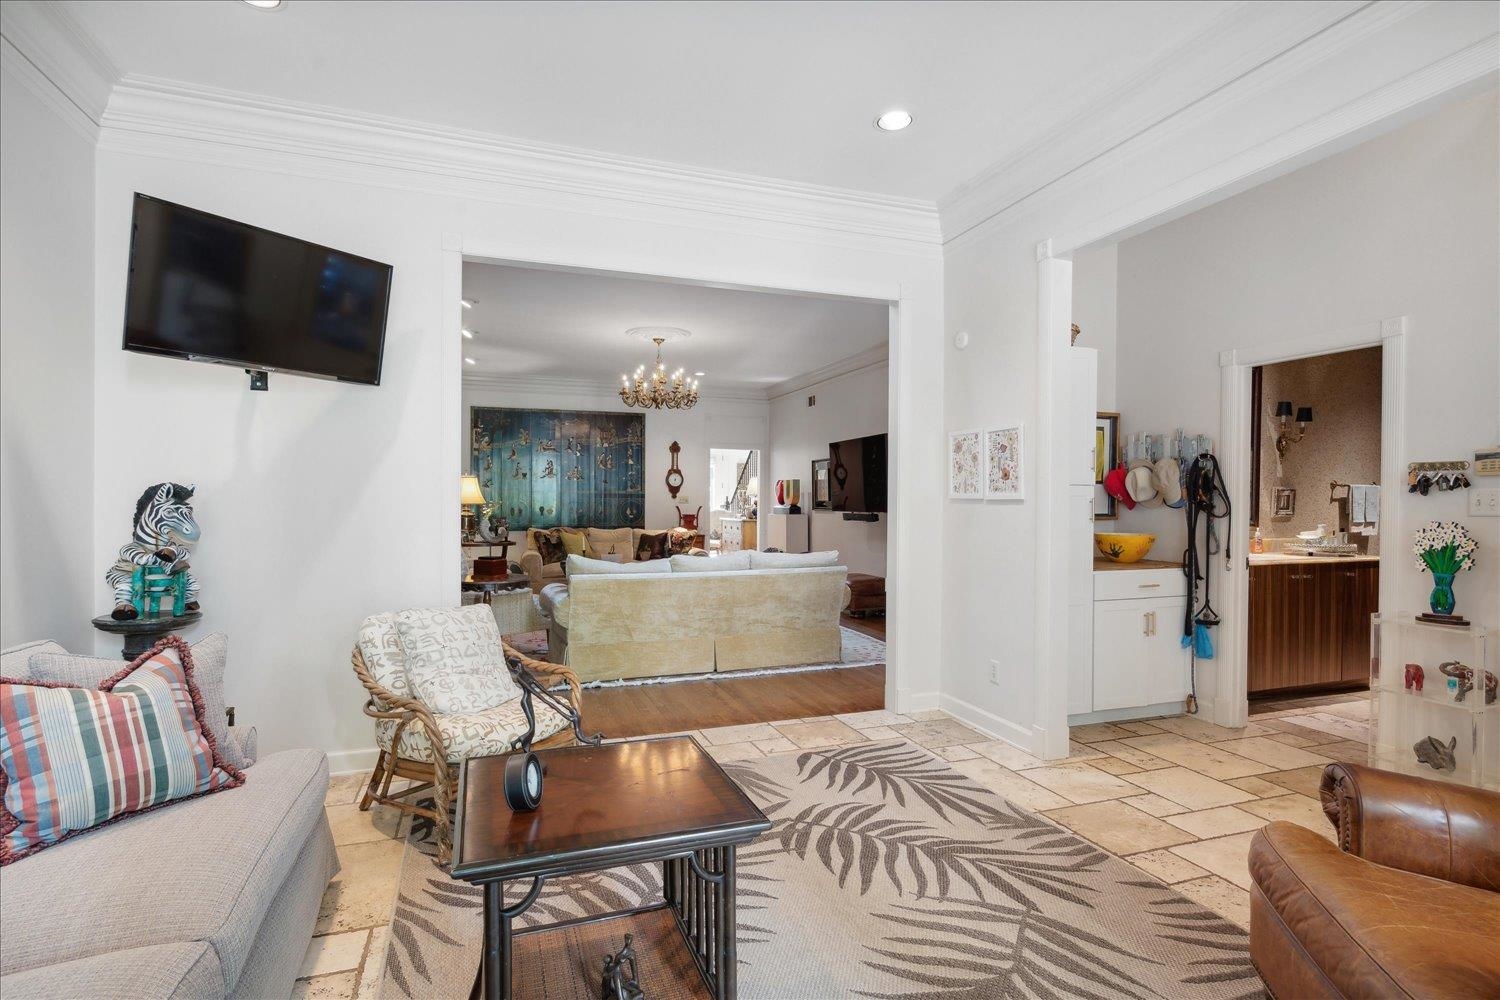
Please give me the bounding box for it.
[1469,488,1500,517]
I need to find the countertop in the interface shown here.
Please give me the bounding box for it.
[1093,557,1183,572]
[1246,552,1379,566]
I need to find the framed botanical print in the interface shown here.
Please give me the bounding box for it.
[984,423,1024,501]
[810,458,831,510]
[948,429,982,500]
[1095,411,1120,520]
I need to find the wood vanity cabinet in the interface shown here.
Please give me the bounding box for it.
[1248,561,1379,693]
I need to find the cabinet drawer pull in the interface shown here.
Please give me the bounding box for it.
[1143,613,1151,637]
[1137,583,1161,589]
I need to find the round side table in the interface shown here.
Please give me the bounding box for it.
[91,610,203,660]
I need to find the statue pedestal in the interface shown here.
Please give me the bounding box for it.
[91,610,203,660]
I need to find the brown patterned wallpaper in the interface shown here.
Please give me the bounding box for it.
[1256,346,1382,553]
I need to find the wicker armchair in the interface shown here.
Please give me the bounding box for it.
[351,633,588,864]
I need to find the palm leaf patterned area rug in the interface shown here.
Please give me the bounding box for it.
[380,739,1262,999]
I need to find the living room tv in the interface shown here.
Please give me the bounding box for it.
[122,193,393,386]
[828,433,887,513]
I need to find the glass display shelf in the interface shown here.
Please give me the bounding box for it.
[1369,615,1496,791]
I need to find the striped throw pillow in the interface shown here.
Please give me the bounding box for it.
[0,636,244,864]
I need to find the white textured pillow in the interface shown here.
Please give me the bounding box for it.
[394,606,517,714]
[749,550,841,569]
[568,554,672,576]
[672,551,751,572]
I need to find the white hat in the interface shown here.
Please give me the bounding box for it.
[1153,458,1183,507]
[1126,463,1162,507]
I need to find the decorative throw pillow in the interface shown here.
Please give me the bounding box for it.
[666,528,697,555]
[534,530,567,566]
[0,637,245,865]
[29,632,245,771]
[394,606,518,714]
[585,527,632,559]
[635,531,668,561]
[559,528,588,557]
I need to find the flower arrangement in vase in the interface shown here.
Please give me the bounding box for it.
[1412,520,1476,626]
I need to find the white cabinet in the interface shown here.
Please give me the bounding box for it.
[1068,347,1098,487]
[1074,566,1191,720]
[1091,596,1189,712]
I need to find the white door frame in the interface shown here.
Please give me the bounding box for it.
[1034,242,1074,759]
[1213,316,1407,726]
[440,236,917,713]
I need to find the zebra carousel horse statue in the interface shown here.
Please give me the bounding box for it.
[106,483,202,621]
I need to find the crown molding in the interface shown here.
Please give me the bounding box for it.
[937,0,1464,248]
[0,1,117,138]
[462,373,770,403]
[96,75,942,256]
[766,343,889,400]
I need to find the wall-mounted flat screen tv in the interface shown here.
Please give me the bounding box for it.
[122,193,392,386]
[828,432,888,513]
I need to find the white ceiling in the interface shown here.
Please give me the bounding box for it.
[461,262,888,392]
[63,0,1236,202]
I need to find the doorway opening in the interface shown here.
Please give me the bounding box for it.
[453,258,896,734]
[1246,346,1382,712]
[707,448,759,554]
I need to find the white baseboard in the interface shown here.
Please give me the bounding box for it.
[938,693,1037,755]
[897,689,941,714]
[1066,700,1189,727]
[328,747,380,776]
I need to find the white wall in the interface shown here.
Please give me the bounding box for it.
[89,142,942,769]
[768,361,889,576]
[1,58,95,651]
[461,381,768,533]
[1114,87,1498,617]
[1071,244,1117,413]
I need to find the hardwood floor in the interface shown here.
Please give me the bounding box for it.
[840,612,886,639]
[580,665,885,738]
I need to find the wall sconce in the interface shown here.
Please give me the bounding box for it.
[1275,401,1313,457]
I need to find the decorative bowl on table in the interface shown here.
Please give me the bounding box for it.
[1095,532,1156,563]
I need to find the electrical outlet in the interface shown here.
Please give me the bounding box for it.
[989,659,999,685]
[1469,487,1500,517]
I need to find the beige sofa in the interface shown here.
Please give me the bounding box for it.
[518,526,700,592]
[538,556,851,682]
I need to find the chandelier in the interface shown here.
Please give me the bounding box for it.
[619,329,700,410]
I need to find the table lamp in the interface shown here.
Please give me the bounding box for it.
[460,475,486,540]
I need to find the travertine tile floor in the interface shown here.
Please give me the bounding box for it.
[295,696,1369,997]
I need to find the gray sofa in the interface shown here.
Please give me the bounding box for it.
[0,641,338,999]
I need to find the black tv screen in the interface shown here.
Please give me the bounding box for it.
[828,433,888,513]
[122,194,392,385]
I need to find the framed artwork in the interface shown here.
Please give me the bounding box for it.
[1273,487,1296,518]
[948,429,982,500]
[470,406,645,530]
[810,458,831,510]
[1095,411,1120,520]
[984,423,1024,501]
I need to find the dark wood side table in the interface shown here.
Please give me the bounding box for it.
[461,574,530,605]
[451,736,770,1000]
[90,610,203,660]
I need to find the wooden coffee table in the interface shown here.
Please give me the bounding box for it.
[451,737,770,1000]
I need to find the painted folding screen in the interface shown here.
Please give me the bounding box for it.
[470,407,646,530]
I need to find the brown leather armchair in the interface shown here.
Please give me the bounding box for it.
[1248,763,1500,999]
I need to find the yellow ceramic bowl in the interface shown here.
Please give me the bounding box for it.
[1095,532,1156,563]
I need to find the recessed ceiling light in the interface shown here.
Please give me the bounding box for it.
[463,357,476,365]
[460,298,476,309]
[461,328,475,339]
[240,0,285,9]
[694,371,706,377]
[874,109,912,132]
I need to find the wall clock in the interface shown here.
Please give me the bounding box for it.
[665,440,684,498]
